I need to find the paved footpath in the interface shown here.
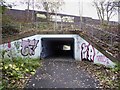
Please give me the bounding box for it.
[25,59,100,88]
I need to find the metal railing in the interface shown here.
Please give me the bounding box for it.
[2,21,119,53]
[84,23,119,47]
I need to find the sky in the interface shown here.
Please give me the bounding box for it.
[5,0,118,22]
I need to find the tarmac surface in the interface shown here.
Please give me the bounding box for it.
[25,58,100,88]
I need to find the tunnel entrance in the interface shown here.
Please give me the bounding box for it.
[40,38,74,59]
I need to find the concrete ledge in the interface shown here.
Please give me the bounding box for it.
[2,30,79,44]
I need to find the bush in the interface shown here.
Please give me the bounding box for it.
[1,57,41,89]
[2,24,19,36]
[2,14,19,36]
[113,63,120,72]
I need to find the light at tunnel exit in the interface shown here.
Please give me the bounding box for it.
[63,45,71,50]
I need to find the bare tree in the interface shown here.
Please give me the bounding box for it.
[93,0,118,25]
[114,0,120,23]
[105,0,118,23]
[35,0,65,31]
[27,0,30,22]
[36,0,64,22]
[20,0,31,22]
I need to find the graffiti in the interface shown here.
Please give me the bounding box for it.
[81,43,95,61]
[76,37,80,52]
[6,40,12,57]
[21,39,39,56]
[40,44,46,59]
[96,55,109,65]
[2,40,13,58]
[40,50,45,59]
[14,41,20,50]
[8,40,11,49]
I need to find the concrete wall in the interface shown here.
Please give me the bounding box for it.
[41,39,54,58]
[0,35,41,59]
[0,34,115,67]
[75,35,115,67]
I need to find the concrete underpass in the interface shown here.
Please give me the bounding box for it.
[1,34,115,67]
[1,34,116,88]
[41,38,74,59]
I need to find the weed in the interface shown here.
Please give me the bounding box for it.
[1,57,41,89]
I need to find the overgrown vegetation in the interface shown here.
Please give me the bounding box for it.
[2,14,19,37]
[1,0,19,37]
[93,62,120,89]
[0,57,41,89]
[2,24,19,36]
[79,61,120,89]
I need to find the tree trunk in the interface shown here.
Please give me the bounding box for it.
[27,0,30,22]
[46,9,50,24]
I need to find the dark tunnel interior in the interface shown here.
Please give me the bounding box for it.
[40,38,74,59]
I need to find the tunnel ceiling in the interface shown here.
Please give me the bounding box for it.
[42,38,74,42]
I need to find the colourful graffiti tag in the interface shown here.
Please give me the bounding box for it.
[96,55,109,65]
[5,40,12,57]
[81,43,95,61]
[8,40,11,49]
[2,40,13,58]
[21,39,39,56]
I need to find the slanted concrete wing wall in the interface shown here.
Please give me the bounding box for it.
[75,35,115,67]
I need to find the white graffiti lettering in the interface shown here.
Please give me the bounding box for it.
[81,43,95,61]
[21,39,39,56]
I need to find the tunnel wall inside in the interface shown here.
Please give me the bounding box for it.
[0,34,115,67]
[41,38,55,58]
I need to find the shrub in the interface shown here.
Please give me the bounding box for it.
[2,14,19,36]
[1,57,41,89]
[2,24,19,36]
